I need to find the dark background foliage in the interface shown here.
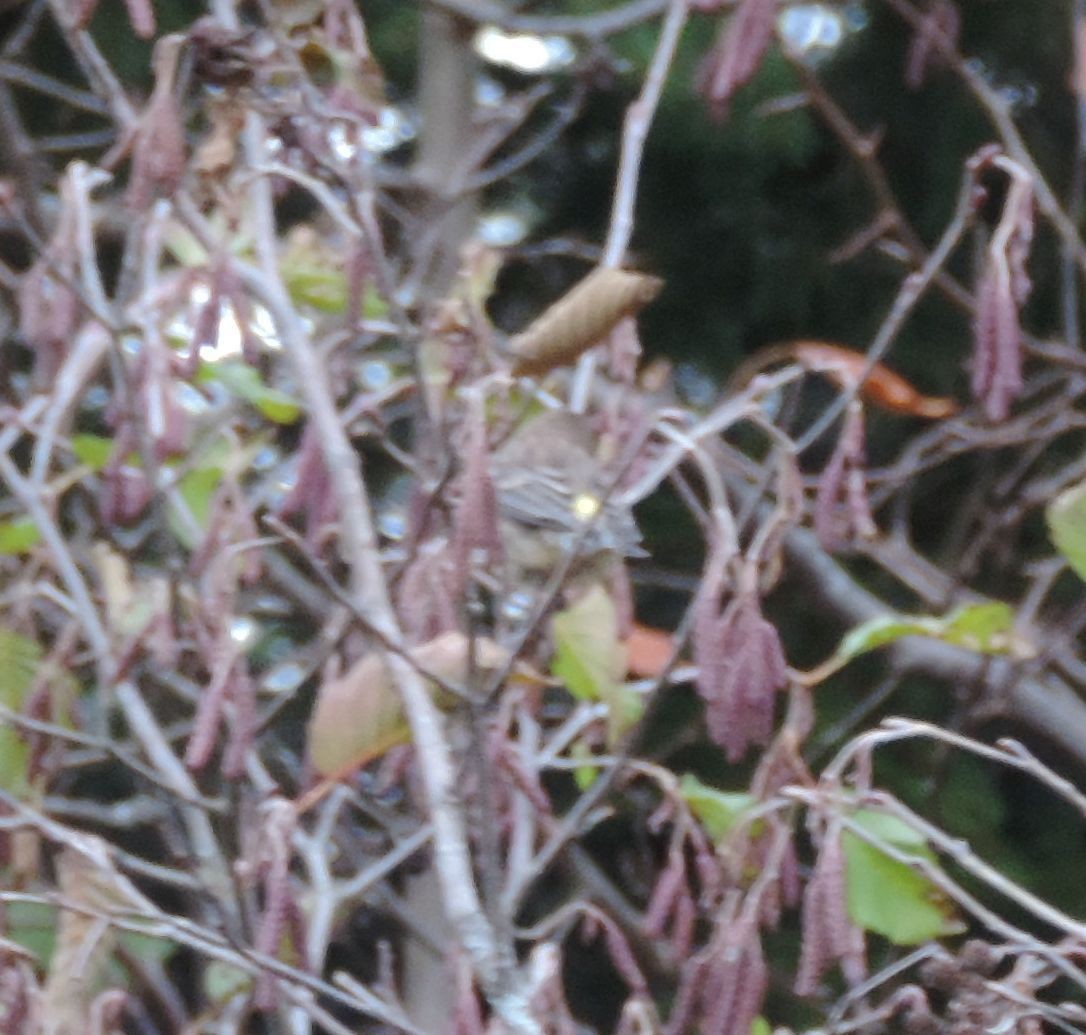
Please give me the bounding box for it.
[4,1,1086,1032]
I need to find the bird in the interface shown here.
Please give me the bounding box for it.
[489,409,646,577]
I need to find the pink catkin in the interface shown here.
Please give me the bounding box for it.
[122,0,155,38]
[696,0,776,117]
[663,957,707,1035]
[396,548,459,642]
[644,855,686,937]
[451,402,502,593]
[99,462,152,526]
[669,889,697,961]
[71,0,100,29]
[970,153,1034,421]
[699,919,767,1035]
[253,803,298,1011]
[127,39,185,208]
[795,825,863,996]
[18,260,80,356]
[608,316,642,383]
[346,242,372,327]
[601,917,648,993]
[904,0,960,90]
[191,283,222,360]
[971,261,1022,421]
[699,594,788,762]
[814,401,877,549]
[794,865,831,996]
[184,648,235,771]
[692,537,734,739]
[222,667,256,779]
[727,936,769,1035]
[280,421,337,548]
[253,869,290,1010]
[128,96,185,208]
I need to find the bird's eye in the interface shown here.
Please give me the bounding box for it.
[571,492,601,522]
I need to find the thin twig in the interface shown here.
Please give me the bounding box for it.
[571,0,689,412]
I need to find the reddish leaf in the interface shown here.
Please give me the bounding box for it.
[626,623,673,678]
[791,341,959,418]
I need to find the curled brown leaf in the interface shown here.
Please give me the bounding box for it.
[508,267,663,377]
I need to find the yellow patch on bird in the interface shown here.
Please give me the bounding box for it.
[571,492,601,522]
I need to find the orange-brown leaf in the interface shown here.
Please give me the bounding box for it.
[791,341,959,418]
[626,623,674,678]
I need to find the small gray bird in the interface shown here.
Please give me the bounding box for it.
[490,410,646,576]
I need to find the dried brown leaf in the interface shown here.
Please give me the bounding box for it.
[791,341,959,418]
[194,97,244,175]
[307,633,510,775]
[41,845,148,1035]
[508,268,663,377]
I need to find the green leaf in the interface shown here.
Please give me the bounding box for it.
[168,466,223,549]
[0,628,41,794]
[0,518,40,555]
[69,434,114,471]
[571,738,599,790]
[359,283,389,318]
[4,900,54,963]
[939,602,1018,651]
[551,585,641,744]
[808,602,1019,684]
[938,759,1005,843]
[204,960,253,1003]
[285,264,348,312]
[280,226,388,317]
[750,1020,772,1035]
[852,809,929,849]
[680,774,755,840]
[117,930,179,967]
[3,901,175,980]
[164,222,210,267]
[843,810,963,945]
[1047,480,1086,583]
[197,361,301,424]
[836,615,926,657]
